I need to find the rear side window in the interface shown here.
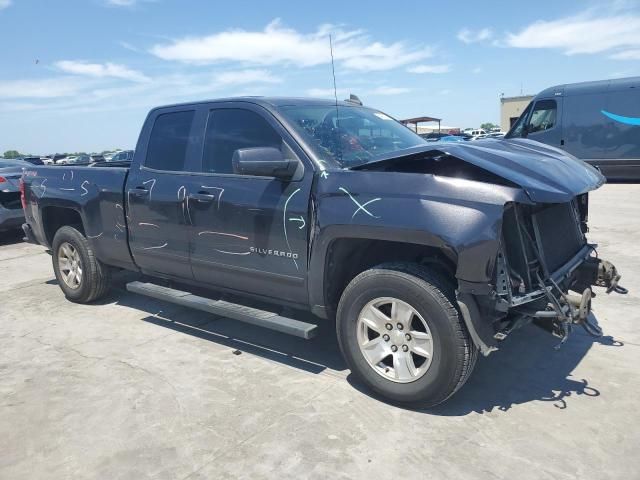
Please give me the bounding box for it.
[146,110,195,171]
[528,100,557,133]
[202,108,283,174]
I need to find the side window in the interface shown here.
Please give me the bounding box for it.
[202,108,283,174]
[146,110,195,171]
[528,100,557,133]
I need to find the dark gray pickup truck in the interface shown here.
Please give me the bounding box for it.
[20,97,625,406]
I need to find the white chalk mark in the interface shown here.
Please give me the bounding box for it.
[80,181,89,197]
[60,187,75,191]
[185,192,193,225]
[87,232,103,239]
[178,186,187,224]
[138,222,159,228]
[339,187,381,219]
[115,223,124,233]
[200,186,225,209]
[288,216,306,229]
[351,198,381,219]
[215,249,251,256]
[143,243,168,250]
[198,231,248,240]
[115,203,123,210]
[143,178,156,199]
[63,170,74,181]
[320,171,329,179]
[283,188,301,270]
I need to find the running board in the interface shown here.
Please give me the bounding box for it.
[126,281,318,339]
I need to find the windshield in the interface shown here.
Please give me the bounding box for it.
[506,102,532,138]
[278,105,427,167]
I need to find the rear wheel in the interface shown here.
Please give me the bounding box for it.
[336,263,477,406]
[52,226,111,303]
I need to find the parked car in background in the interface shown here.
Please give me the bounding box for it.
[466,129,488,139]
[506,76,640,180]
[18,156,45,166]
[47,154,67,164]
[106,150,134,162]
[0,159,29,232]
[89,154,106,164]
[420,132,451,142]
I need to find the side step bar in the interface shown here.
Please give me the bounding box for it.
[126,281,318,339]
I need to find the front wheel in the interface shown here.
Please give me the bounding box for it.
[336,263,477,406]
[52,226,111,303]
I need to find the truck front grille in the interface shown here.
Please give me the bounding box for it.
[532,202,584,273]
[502,200,586,292]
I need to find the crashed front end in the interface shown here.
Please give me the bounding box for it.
[458,194,626,355]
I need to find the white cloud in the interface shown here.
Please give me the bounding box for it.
[0,78,87,98]
[472,66,483,74]
[504,13,640,55]
[213,69,281,85]
[306,86,409,98]
[306,87,351,98]
[457,28,493,44]
[610,49,640,60]
[55,60,150,82]
[368,86,410,96]
[150,19,433,72]
[407,64,450,74]
[106,0,137,6]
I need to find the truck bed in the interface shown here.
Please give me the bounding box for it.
[22,165,135,269]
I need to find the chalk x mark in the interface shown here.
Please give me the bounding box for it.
[338,187,381,219]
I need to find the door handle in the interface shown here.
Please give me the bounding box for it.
[188,193,215,203]
[129,187,149,197]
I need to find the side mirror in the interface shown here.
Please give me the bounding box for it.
[521,123,529,138]
[232,147,299,180]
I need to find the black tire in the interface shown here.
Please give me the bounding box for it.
[336,262,478,407]
[51,225,111,303]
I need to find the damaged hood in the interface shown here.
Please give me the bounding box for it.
[352,138,605,203]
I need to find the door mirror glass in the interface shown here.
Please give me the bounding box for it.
[232,147,299,179]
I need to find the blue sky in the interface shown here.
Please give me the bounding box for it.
[1,0,639,154]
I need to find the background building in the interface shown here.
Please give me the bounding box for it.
[500,95,533,131]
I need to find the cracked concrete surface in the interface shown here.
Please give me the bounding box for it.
[1,184,639,479]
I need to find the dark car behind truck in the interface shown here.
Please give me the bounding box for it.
[506,76,640,180]
[21,97,625,406]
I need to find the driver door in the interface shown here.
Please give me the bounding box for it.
[186,102,314,304]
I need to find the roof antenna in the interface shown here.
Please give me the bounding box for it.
[329,34,342,161]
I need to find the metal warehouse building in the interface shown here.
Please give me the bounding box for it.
[500,94,533,131]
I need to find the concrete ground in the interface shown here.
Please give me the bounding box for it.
[1,184,639,480]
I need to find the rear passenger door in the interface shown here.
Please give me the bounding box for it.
[126,108,200,279]
[186,102,313,304]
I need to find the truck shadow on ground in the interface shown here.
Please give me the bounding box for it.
[349,322,623,415]
[107,272,623,415]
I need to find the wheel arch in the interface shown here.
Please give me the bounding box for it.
[308,225,457,319]
[41,205,86,246]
